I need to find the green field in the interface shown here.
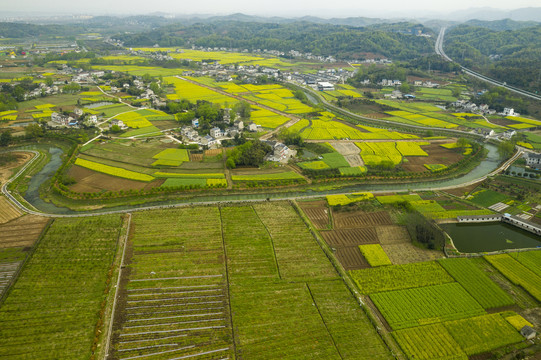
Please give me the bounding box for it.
[370,283,486,330]
[438,258,514,309]
[0,216,122,359]
[393,323,467,360]
[485,253,541,301]
[350,261,454,294]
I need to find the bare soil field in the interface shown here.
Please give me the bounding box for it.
[0,196,22,224]
[334,247,370,270]
[402,144,463,173]
[329,142,364,167]
[0,152,34,185]
[376,225,410,245]
[333,210,393,229]
[299,201,330,230]
[204,149,222,157]
[321,228,379,247]
[189,153,203,162]
[381,243,443,264]
[0,215,49,248]
[68,166,160,193]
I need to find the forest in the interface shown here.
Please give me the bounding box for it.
[444,24,541,92]
[114,21,435,60]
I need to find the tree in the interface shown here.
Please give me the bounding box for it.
[25,123,44,138]
[0,130,11,146]
[399,82,411,94]
[497,140,515,159]
[233,101,251,119]
[457,137,470,148]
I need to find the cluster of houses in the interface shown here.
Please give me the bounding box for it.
[179,112,259,148]
[49,108,98,128]
[24,82,60,100]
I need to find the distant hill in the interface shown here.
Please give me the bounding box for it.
[464,18,540,31]
[446,7,541,22]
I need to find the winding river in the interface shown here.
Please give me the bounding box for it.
[12,143,504,216]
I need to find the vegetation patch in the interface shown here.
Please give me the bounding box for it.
[358,244,392,266]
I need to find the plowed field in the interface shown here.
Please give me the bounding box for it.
[333,210,392,228]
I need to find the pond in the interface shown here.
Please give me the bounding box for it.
[441,222,541,253]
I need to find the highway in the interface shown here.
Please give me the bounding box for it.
[435,27,541,102]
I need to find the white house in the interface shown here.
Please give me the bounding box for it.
[525,153,541,168]
[192,118,200,128]
[247,122,258,132]
[210,127,222,138]
[317,82,335,91]
[503,108,516,116]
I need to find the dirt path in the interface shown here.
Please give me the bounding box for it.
[329,141,364,167]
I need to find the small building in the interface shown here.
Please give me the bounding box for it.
[110,119,127,130]
[192,118,199,128]
[503,108,516,116]
[525,153,541,168]
[74,108,83,117]
[247,122,258,132]
[210,127,222,138]
[317,82,335,91]
[88,115,98,124]
[200,135,216,147]
[234,120,244,130]
[520,326,536,340]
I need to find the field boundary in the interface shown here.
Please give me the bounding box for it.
[218,206,238,358]
[104,213,132,359]
[252,205,283,279]
[305,283,344,360]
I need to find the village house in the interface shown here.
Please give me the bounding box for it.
[209,127,222,138]
[525,153,541,169]
[110,119,127,130]
[247,122,258,132]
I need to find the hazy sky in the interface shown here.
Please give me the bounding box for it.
[3,0,540,17]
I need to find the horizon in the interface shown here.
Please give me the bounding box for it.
[2,2,541,20]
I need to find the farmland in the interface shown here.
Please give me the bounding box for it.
[485,254,541,302]
[370,282,486,330]
[105,203,392,359]
[0,215,122,359]
[438,258,515,309]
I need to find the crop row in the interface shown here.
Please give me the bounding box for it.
[0,216,122,358]
[349,261,454,294]
[370,282,486,330]
[485,254,541,302]
[438,258,514,309]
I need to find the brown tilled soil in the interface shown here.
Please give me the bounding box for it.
[381,243,443,265]
[204,149,222,157]
[402,144,463,172]
[321,228,379,247]
[189,153,203,162]
[376,225,410,245]
[0,152,33,185]
[68,166,161,193]
[333,210,393,229]
[0,215,49,248]
[302,207,330,229]
[334,247,370,270]
[0,197,22,224]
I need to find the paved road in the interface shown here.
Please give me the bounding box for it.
[435,27,541,102]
